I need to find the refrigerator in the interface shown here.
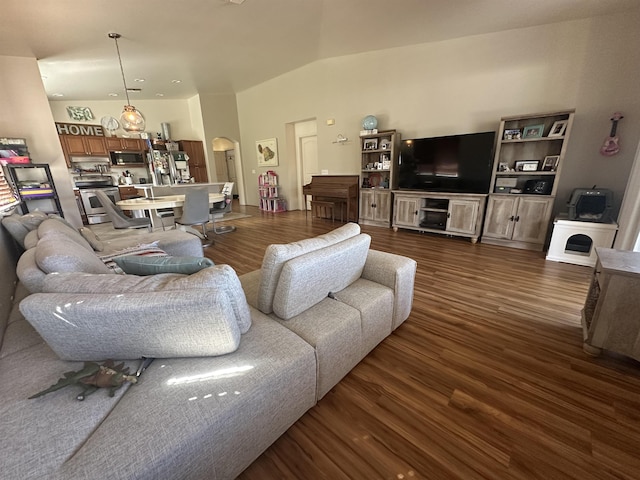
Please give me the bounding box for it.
[149,149,191,185]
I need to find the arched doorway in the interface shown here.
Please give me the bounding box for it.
[212,137,245,205]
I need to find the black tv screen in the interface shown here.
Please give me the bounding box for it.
[398,131,496,194]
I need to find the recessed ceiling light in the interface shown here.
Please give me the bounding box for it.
[134,78,145,82]
[171,79,182,84]
[156,93,165,97]
[51,93,64,97]
[108,93,119,97]
[229,0,246,4]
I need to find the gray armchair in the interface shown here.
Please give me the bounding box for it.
[95,190,151,231]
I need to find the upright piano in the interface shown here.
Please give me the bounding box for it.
[302,175,359,222]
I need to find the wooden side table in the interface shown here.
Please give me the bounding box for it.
[581,247,640,361]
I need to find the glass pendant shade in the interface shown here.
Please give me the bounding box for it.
[120,104,145,132]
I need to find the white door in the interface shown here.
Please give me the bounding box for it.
[294,120,318,211]
[301,136,318,210]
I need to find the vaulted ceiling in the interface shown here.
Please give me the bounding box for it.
[3,0,639,101]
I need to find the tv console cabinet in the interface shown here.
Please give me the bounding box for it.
[392,191,487,243]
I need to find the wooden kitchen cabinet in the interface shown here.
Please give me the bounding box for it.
[105,137,146,152]
[179,140,208,183]
[59,135,108,166]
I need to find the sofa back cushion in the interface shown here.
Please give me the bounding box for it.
[273,233,371,320]
[257,223,361,314]
[43,264,251,334]
[1,211,48,248]
[19,289,241,360]
[37,218,93,252]
[35,237,112,275]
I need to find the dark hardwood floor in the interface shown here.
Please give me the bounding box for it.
[206,204,640,480]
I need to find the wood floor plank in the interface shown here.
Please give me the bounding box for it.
[208,205,640,479]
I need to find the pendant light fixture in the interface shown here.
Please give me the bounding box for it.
[108,33,145,132]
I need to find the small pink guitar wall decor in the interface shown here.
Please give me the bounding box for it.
[600,112,623,157]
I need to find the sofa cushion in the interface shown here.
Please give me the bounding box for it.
[257,222,361,314]
[273,233,371,320]
[79,227,104,251]
[35,237,112,275]
[23,229,39,249]
[37,218,93,252]
[43,265,251,334]
[113,255,214,275]
[16,248,46,293]
[270,297,364,400]
[1,211,48,248]
[101,230,204,258]
[19,288,242,360]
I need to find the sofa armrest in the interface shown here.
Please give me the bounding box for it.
[362,249,417,330]
[101,230,204,257]
[19,289,241,360]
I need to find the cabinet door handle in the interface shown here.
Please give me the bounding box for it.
[414,211,418,216]
[515,215,520,222]
[509,215,515,221]
[447,212,451,218]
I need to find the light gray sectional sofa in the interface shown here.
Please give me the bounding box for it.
[0,216,416,480]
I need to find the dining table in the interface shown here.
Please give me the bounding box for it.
[117,193,225,231]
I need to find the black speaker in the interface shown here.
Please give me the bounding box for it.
[524,179,552,195]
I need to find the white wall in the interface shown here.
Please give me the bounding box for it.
[236,12,640,215]
[49,99,199,141]
[0,56,82,227]
[197,94,242,196]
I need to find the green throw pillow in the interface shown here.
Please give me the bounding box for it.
[113,255,215,276]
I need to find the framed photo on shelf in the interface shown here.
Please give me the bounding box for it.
[363,138,378,150]
[548,120,568,137]
[503,129,522,140]
[542,155,560,171]
[515,160,539,172]
[522,124,545,139]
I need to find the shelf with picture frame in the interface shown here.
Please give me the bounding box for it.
[359,129,400,227]
[482,109,575,251]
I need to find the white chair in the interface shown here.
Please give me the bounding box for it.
[175,187,212,246]
[209,182,236,234]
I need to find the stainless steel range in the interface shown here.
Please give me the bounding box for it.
[74,175,121,224]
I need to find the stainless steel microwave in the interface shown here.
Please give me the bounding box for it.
[110,151,145,165]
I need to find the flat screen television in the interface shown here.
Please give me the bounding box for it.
[397,131,496,194]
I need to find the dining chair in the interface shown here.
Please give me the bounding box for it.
[209,182,236,234]
[156,208,175,230]
[175,187,212,246]
[95,190,152,231]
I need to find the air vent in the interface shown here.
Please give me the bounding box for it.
[126,88,142,93]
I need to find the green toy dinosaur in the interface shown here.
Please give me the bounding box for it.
[29,360,138,401]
